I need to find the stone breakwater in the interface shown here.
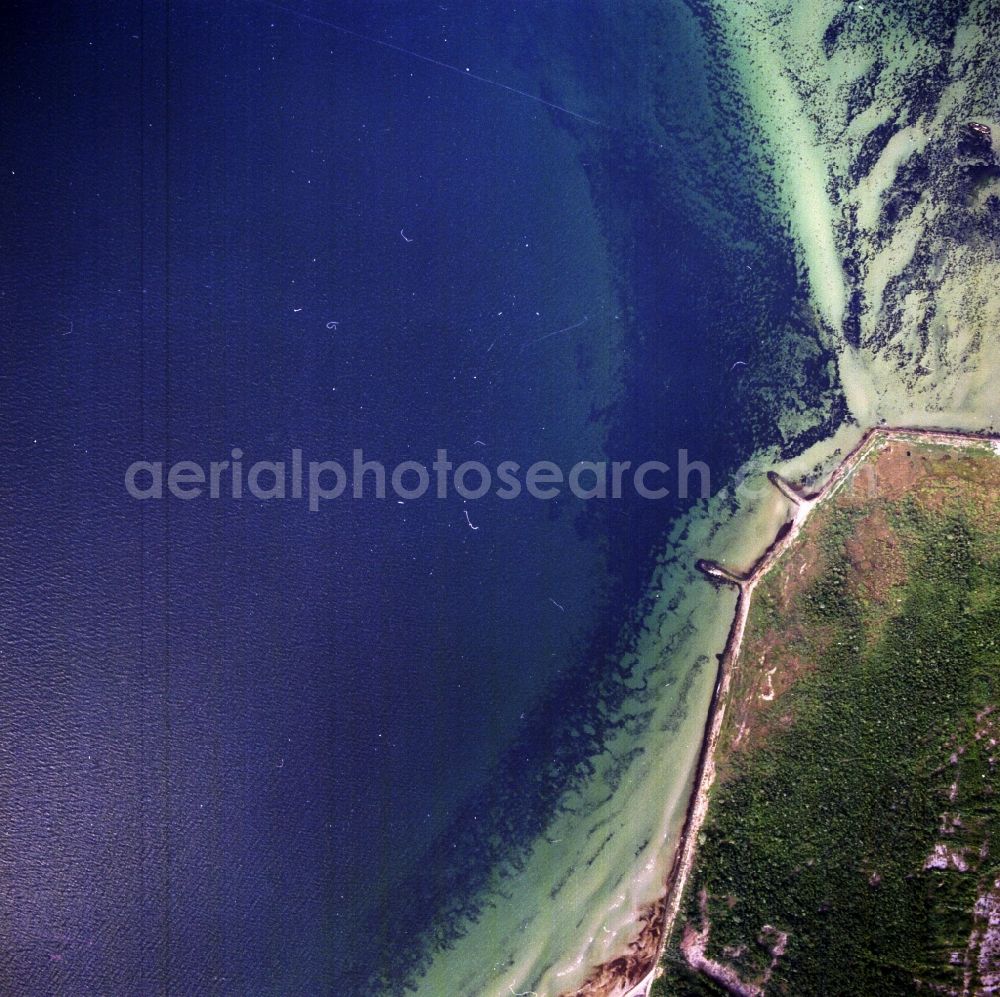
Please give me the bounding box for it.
[574,425,998,997]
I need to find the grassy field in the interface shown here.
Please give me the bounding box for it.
[655,440,1000,996]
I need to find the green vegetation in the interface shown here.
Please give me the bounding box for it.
[656,443,1000,996]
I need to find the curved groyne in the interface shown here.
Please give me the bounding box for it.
[576,425,999,997]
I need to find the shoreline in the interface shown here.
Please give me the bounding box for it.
[571,424,999,997]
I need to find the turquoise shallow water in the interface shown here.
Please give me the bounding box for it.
[0,2,851,994]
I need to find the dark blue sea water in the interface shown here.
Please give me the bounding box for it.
[0,2,843,993]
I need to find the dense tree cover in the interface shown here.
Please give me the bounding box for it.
[657,449,1000,996]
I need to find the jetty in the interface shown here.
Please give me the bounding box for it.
[581,425,998,997]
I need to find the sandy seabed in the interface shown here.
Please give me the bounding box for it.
[414,0,1000,993]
